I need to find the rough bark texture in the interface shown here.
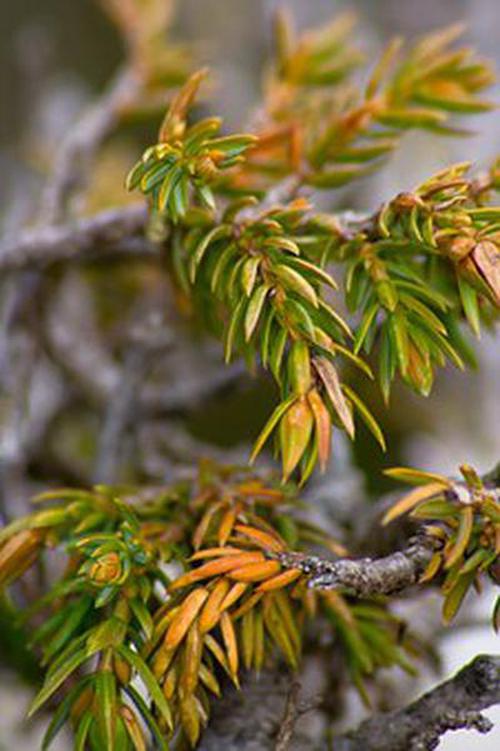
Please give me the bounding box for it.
[276,532,439,596]
[335,654,500,751]
[196,655,500,751]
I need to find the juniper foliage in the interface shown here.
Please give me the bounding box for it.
[0,3,499,750]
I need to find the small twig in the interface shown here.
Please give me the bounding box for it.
[275,531,439,597]
[334,654,500,751]
[0,180,372,277]
[274,683,323,751]
[275,682,302,751]
[40,65,141,225]
[238,174,304,222]
[262,174,303,208]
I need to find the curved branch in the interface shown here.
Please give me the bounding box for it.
[275,532,439,597]
[0,192,371,275]
[0,204,154,272]
[335,654,500,751]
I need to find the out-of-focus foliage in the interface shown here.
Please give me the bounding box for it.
[100,0,190,92]
[241,16,495,191]
[383,464,500,625]
[0,465,414,748]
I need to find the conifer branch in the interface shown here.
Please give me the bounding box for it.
[332,163,500,399]
[278,463,500,624]
[275,532,438,597]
